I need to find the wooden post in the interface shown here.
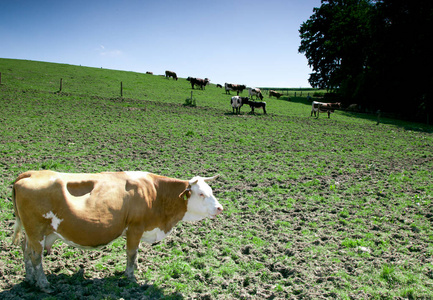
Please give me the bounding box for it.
[59,78,63,92]
[121,81,123,97]
[376,110,381,125]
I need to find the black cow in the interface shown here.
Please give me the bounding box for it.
[248,100,267,114]
[165,70,178,80]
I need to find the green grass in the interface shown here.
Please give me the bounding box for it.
[1,58,433,299]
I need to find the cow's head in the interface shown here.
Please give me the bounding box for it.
[181,175,223,222]
[241,97,249,105]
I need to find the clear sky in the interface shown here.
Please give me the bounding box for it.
[1,0,321,88]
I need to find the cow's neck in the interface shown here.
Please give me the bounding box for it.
[152,176,188,233]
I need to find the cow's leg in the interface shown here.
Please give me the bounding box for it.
[125,229,142,280]
[22,236,36,284]
[25,237,52,292]
[263,105,267,114]
[328,111,331,118]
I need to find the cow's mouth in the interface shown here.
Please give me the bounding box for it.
[211,207,223,218]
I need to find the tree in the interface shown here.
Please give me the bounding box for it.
[367,0,433,119]
[299,0,373,94]
[299,0,433,121]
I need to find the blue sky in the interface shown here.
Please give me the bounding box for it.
[1,0,321,88]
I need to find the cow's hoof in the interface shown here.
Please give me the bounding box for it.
[39,285,54,294]
[124,272,137,282]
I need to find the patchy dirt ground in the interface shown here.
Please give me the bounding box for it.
[2,165,433,299]
[1,94,433,299]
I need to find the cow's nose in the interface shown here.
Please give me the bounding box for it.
[216,206,223,215]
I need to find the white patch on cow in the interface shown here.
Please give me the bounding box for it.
[43,211,63,231]
[40,236,46,249]
[124,171,149,180]
[141,228,170,244]
[52,232,109,250]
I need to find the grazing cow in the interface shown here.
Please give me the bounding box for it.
[216,84,222,88]
[165,70,178,80]
[248,100,267,114]
[146,71,153,75]
[187,77,210,90]
[230,96,249,114]
[269,90,282,99]
[248,88,264,100]
[311,101,341,118]
[225,83,246,95]
[12,170,223,292]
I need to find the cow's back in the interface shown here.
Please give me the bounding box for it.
[13,171,143,248]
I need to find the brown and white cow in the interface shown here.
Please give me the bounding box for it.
[248,88,264,100]
[165,70,178,80]
[225,83,246,95]
[269,90,282,99]
[12,170,223,292]
[311,101,341,118]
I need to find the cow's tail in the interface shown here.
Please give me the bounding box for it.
[11,184,23,245]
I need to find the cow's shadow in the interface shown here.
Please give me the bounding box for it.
[1,270,183,299]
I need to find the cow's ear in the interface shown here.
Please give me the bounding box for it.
[189,178,199,186]
[179,185,192,201]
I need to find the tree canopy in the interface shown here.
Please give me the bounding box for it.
[299,0,433,122]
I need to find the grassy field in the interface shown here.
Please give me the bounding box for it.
[1,58,433,299]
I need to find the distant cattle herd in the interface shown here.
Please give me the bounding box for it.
[154,70,340,117]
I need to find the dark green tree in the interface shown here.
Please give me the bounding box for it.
[367,0,433,119]
[299,0,433,121]
[299,0,373,94]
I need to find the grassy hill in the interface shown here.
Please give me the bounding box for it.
[1,58,433,299]
[0,58,325,116]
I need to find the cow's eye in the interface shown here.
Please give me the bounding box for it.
[199,193,205,198]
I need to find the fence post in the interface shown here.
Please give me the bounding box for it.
[120,81,123,97]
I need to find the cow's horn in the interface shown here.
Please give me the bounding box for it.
[203,174,220,182]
